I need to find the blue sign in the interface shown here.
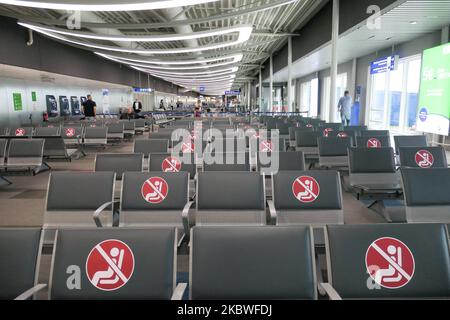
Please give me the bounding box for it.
[133,87,153,93]
[370,55,399,75]
[224,90,241,95]
[199,86,205,92]
[419,108,428,122]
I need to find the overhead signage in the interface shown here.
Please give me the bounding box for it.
[370,55,399,75]
[224,90,241,95]
[133,87,153,93]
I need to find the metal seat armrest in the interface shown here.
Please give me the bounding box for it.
[319,283,342,300]
[14,284,47,300]
[182,201,194,238]
[171,283,187,300]
[93,200,119,227]
[267,200,277,224]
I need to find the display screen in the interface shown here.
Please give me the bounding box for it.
[59,96,70,116]
[46,95,59,117]
[70,96,81,115]
[416,43,450,136]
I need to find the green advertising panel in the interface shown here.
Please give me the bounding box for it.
[416,43,450,136]
[12,92,23,111]
[31,91,37,102]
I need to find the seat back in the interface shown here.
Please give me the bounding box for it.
[289,127,313,140]
[49,228,177,299]
[42,137,68,158]
[0,138,7,161]
[62,126,83,141]
[45,172,115,229]
[134,139,169,155]
[190,226,317,299]
[11,127,33,137]
[84,127,108,144]
[401,168,450,222]
[149,152,196,177]
[295,131,320,147]
[318,137,352,157]
[203,152,250,172]
[356,135,391,148]
[325,224,450,298]
[394,135,427,154]
[95,153,143,179]
[257,151,305,174]
[399,146,447,169]
[7,139,44,167]
[0,228,42,299]
[361,130,390,136]
[35,127,60,136]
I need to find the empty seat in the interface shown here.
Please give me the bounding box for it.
[95,153,144,180]
[133,119,147,132]
[11,127,33,137]
[6,139,45,174]
[394,135,427,154]
[295,131,321,155]
[399,146,447,169]
[318,137,352,168]
[205,137,246,154]
[106,123,124,140]
[203,152,250,172]
[257,151,305,174]
[134,139,169,156]
[120,172,192,241]
[120,120,135,136]
[43,172,116,243]
[319,123,344,137]
[149,152,196,177]
[289,127,313,147]
[327,130,357,144]
[0,228,45,300]
[401,168,450,223]
[361,130,390,136]
[322,224,450,299]
[49,228,186,299]
[190,226,317,300]
[196,171,265,225]
[84,127,108,146]
[34,127,60,136]
[42,137,77,160]
[0,127,9,136]
[356,135,391,148]
[61,126,83,144]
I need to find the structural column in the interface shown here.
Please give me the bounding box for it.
[247,81,251,111]
[269,54,274,112]
[259,66,262,112]
[329,0,339,122]
[287,36,293,113]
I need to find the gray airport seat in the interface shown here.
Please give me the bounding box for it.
[190,226,317,300]
[205,138,246,154]
[83,127,108,146]
[203,152,250,172]
[319,123,344,137]
[327,130,357,145]
[289,127,313,147]
[43,172,116,243]
[394,135,427,154]
[295,131,321,155]
[149,152,196,177]
[120,120,135,137]
[270,171,344,227]
[61,126,83,144]
[196,171,266,226]
[356,135,391,148]
[0,127,9,136]
[106,123,125,140]
[318,137,352,168]
[0,228,44,300]
[401,168,450,223]
[134,139,169,156]
[257,151,306,175]
[95,153,144,180]
[11,127,33,137]
[34,127,60,136]
[5,139,45,174]
[399,146,447,169]
[42,137,77,160]
[120,172,192,242]
[49,228,186,300]
[133,119,147,133]
[322,224,450,299]
[361,130,390,137]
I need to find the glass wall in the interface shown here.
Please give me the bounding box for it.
[322,73,348,122]
[367,55,422,133]
[299,78,319,117]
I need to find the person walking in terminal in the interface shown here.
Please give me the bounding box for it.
[338,90,352,127]
[82,94,97,120]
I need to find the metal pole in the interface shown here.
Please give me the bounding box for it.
[329,0,339,122]
[247,81,251,111]
[287,36,293,113]
[269,54,274,113]
[259,66,262,112]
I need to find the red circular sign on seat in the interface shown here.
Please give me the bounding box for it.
[141,177,169,204]
[86,239,135,291]
[323,128,334,137]
[367,138,381,148]
[65,128,75,137]
[337,132,348,138]
[259,140,273,152]
[415,150,434,168]
[15,128,25,136]
[162,156,181,172]
[306,124,313,128]
[292,176,320,203]
[365,237,415,289]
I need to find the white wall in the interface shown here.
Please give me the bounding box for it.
[0,76,133,127]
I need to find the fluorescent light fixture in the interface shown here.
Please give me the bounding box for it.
[18,22,253,54]
[131,66,239,76]
[96,52,243,71]
[1,0,218,11]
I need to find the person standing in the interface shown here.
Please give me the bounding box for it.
[337,90,353,127]
[132,98,143,114]
[81,94,97,120]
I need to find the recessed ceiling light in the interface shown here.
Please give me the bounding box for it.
[1,0,218,11]
[409,21,417,25]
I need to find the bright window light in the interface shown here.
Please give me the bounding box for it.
[18,22,253,54]
[1,0,218,11]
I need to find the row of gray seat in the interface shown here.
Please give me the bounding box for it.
[4,223,450,300]
[0,139,48,175]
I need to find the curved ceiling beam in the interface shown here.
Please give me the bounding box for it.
[0,0,218,11]
[18,23,253,54]
[131,66,238,76]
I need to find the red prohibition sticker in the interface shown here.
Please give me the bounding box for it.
[306,124,313,128]
[367,138,381,148]
[292,176,320,203]
[259,140,273,152]
[415,150,434,168]
[162,156,181,172]
[323,128,334,137]
[65,127,75,137]
[365,237,415,289]
[141,177,169,204]
[15,128,25,136]
[85,239,135,291]
[181,142,194,153]
[337,132,348,138]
